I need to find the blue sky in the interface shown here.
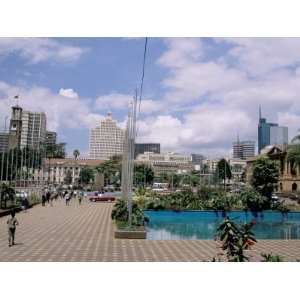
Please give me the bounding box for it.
[1,38,300,157]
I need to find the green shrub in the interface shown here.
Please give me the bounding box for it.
[261,253,283,262]
[239,187,270,211]
[111,198,148,226]
[29,192,41,205]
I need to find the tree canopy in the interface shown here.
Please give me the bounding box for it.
[251,157,279,199]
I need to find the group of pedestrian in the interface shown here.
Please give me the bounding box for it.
[63,190,84,206]
[6,188,85,247]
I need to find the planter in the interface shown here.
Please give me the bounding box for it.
[114,224,146,239]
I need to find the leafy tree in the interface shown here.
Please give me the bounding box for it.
[215,158,232,189]
[134,164,154,187]
[95,155,122,186]
[45,143,66,159]
[252,157,279,199]
[79,167,94,185]
[239,187,270,211]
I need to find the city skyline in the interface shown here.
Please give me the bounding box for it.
[0,38,299,157]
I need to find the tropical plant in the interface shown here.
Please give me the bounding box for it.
[215,158,232,189]
[217,217,256,262]
[111,198,149,227]
[73,149,80,160]
[261,253,283,262]
[0,184,15,209]
[239,187,270,211]
[252,157,279,199]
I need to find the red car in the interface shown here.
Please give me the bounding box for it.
[89,194,115,202]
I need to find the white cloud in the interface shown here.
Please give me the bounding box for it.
[140,37,300,155]
[0,38,86,63]
[59,88,79,98]
[223,38,300,76]
[95,93,163,115]
[0,82,104,133]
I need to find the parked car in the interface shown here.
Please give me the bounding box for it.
[271,194,280,203]
[289,193,299,201]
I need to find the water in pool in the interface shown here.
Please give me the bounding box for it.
[145,210,300,240]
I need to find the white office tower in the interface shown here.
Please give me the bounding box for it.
[20,111,47,149]
[270,126,288,146]
[89,113,125,160]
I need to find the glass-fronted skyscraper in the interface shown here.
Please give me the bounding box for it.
[270,126,288,146]
[258,106,288,153]
[258,117,278,153]
[134,143,160,158]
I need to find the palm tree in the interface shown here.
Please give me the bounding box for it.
[73,149,80,160]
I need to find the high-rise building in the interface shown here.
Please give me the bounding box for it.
[0,132,9,153]
[270,126,288,146]
[89,113,125,160]
[258,106,279,153]
[20,110,47,149]
[191,153,205,164]
[134,143,160,158]
[45,131,57,146]
[233,140,255,160]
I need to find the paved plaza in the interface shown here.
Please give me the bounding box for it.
[0,199,300,262]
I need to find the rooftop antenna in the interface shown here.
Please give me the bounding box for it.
[14,95,19,106]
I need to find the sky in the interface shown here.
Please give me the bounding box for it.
[1,37,300,158]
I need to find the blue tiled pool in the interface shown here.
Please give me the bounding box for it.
[145,210,300,240]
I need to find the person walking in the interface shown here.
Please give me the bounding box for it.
[7,210,19,247]
[65,192,70,206]
[46,191,51,205]
[78,191,83,205]
[42,193,46,206]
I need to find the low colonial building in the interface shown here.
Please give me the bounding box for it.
[135,152,193,175]
[45,158,104,184]
[246,145,300,193]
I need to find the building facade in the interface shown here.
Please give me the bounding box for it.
[134,143,160,158]
[228,158,247,183]
[270,126,288,146]
[246,145,300,193]
[233,140,255,160]
[20,110,47,149]
[191,153,205,164]
[45,158,104,184]
[0,132,9,153]
[45,131,57,146]
[89,113,125,160]
[136,152,193,175]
